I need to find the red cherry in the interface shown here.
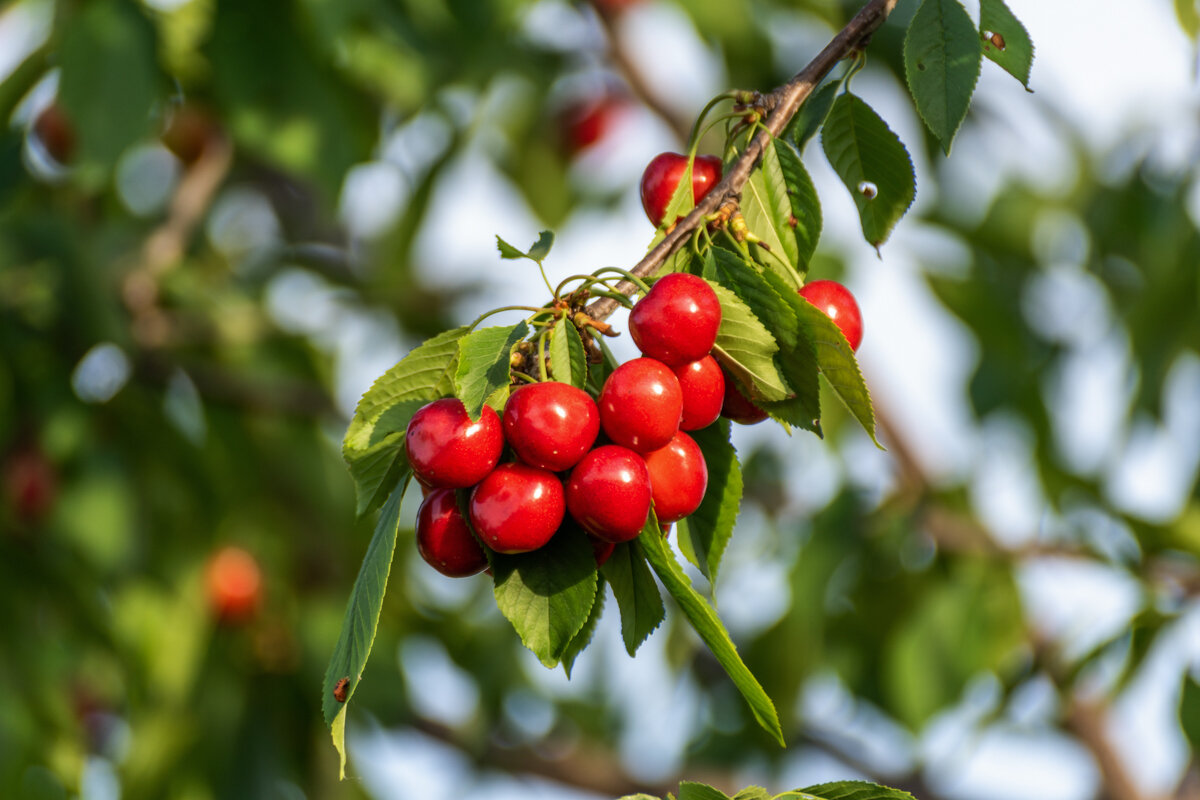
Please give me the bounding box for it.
[3,448,57,522]
[205,546,262,623]
[720,370,768,425]
[162,104,221,166]
[417,489,488,577]
[643,432,708,524]
[566,445,652,543]
[503,382,600,472]
[469,463,565,554]
[590,535,616,567]
[629,273,722,366]
[598,358,683,453]
[673,356,725,430]
[32,104,76,165]
[561,93,626,154]
[640,152,723,228]
[798,279,863,352]
[406,399,504,489]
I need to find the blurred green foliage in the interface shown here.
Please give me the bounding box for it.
[2,0,1200,798]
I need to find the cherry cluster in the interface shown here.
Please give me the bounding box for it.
[408,270,728,579]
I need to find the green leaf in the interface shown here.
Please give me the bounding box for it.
[903,0,983,154]
[821,94,916,250]
[706,249,820,433]
[775,141,822,273]
[732,789,770,800]
[562,575,606,678]
[601,540,665,655]
[343,327,468,517]
[323,483,406,775]
[549,316,588,387]
[742,139,801,283]
[497,230,555,263]
[528,230,555,262]
[701,255,789,403]
[781,781,916,800]
[58,0,159,170]
[679,783,732,800]
[762,270,880,446]
[496,236,527,260]
[1177,0,1200,40]
[784,80,840,153]
[659,157,697,229]
[618,796,663,800]
[980,0,1035,89]
[454,322,529,420]
[638,517,784,746]
[492,525,599,667]
[1179,674,1200,752]
[676,420,741,585]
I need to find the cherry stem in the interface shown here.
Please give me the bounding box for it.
[591,267,652,296]
[584,0,900,324]
[536,331,549,382]
[469,305,552,331]
[687,92,740,154]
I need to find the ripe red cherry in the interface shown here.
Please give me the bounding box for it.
[566,445,652,543]
[643,431,708,523]
[673,356,725,430]
[417,489,488,577]
[406,398,503,489]
[503,382,600,472]
[798,279,863,352]
[629,273,722,366]
[720,371,768,425]
[598,358,683,453]
[32,104,76,165]
[590,535,616,567]
[640,152,723,228]
[3,448,57,522]
[469,463,565,554]
[561,93,626,154]
[205,546,262,623]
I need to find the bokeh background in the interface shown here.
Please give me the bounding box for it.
[2,0,1200,798]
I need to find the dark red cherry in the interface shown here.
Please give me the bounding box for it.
[405,398,503,489]
[673,355,725,430]
[798,279,863,352]
[629,273,722,366]
[417,489,488,577]
[590,535,616,567]
[503,382,600,472]
[640,152,723,228]
[643,432,707,523]
[720,371,768,425]
[566,445,652,543]
[598,358,683,453]
[469,463,565,554]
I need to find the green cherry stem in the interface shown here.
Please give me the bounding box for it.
[590,267,652,296]
[536,331,549,382]
[468,305,549,331]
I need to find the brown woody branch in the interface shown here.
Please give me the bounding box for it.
[584,0,900,324]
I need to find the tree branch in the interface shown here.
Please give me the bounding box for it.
[584,0,900,323]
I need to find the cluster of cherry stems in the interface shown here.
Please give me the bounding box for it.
[409,151,863,578]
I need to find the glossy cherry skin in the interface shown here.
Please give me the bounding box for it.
[598,358,683,453]
[417,489,488,577]
[640,152,723,228]
[672,355,725,430]
[629,273,722,366]
[503,382,600,472]
[798,279,863,352]
[406,398,504,489]
[205,546,262,623]
[566,445,652,543]
[469,463,565,554]
[720,371,768,425]
[643,432,708,523]
[561,93,626,153]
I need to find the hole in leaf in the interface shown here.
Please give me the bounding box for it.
[857,181,878,200]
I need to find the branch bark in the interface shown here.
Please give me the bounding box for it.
[584,0,900,323]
